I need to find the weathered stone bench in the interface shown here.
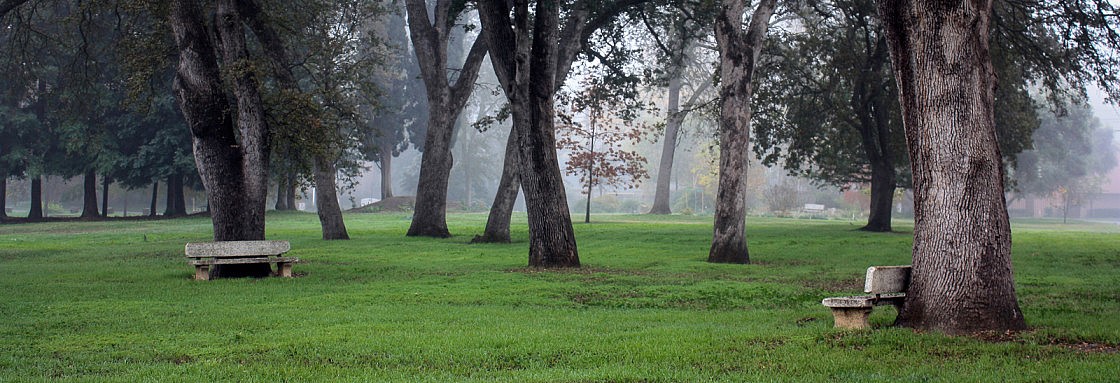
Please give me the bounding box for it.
[185,240,299,280]
[822,265,911,329]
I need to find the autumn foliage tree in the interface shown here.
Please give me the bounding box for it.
[556,82,650,223]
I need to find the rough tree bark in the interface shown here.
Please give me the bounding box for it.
[472,129,521,243]
[28,176,42,219]
[405,0,489,238]
[169,0,270,277]
[877,0,1027,334]
[80,170,99,219]
[0,0,28,19]
[708,0,778,264]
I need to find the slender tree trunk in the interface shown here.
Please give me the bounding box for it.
[149,181,159,217]
[275,176,289,210]
[708,0,778,264]
[101,175,111,218]
[878,0,1026,334]
[379,141,394,199]
[313,158,350,240]
[80,170,100,219]
[473,128,520,243]
[0,177,6,221]
[650,75,683,214]
[28,176,42,219]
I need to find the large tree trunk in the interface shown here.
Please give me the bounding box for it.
[28,176,42,219]
[473,128,521,243]
[877,0,1026,334]
[101,175,111,218]
[170,0,269,278]
[166,174,187,216]
[313,158,350,240]
[149,181,159,217]
[649,76,683,215]
[408,111,456,237]
[379,140,394,199]
[404,0,489,238]
[80,170,100,219]
[708,0,778,264]
[864,162,896,232]
[479,0,580,267]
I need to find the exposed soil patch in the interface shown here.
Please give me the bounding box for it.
[349,196,417,213]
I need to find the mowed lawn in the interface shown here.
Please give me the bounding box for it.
[0,212,1117,382]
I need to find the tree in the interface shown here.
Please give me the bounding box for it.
[877,0,1026,334]
[404,0,489,238]
[1014,104,1116,222]
[638,3,716,215]
[557,82,650,223]
[477,0,651,266]
[707,0,779,264]
[360,3,425,201]
[167,0,273,277]
[753,0,1042,233]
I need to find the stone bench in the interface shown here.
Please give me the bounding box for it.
[822,265,911,329]
[185,240,299,280]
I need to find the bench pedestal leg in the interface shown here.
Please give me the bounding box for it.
[277,262,293,278]
[194,265,211,281]
[830,307,872,329]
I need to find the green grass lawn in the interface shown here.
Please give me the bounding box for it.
[1,212,1117,382]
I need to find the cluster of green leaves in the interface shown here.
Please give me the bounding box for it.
[0,213,1117,380]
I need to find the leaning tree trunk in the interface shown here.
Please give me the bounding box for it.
[877,0,1026,334]
[28,176,42,219]
[313,158,349,240]
[473,128,521,243]
[149,181,158,217]
[649,75,684,215]
[379,140,395,199]
[80,170,100,219]
[708,0,778,264]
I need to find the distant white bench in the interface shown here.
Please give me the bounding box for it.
[822,266,911,329]
[185,240,299,280]
[803,203,825,213]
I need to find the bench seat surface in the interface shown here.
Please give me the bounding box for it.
[189,256,301,266]
[185,240,291,258]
